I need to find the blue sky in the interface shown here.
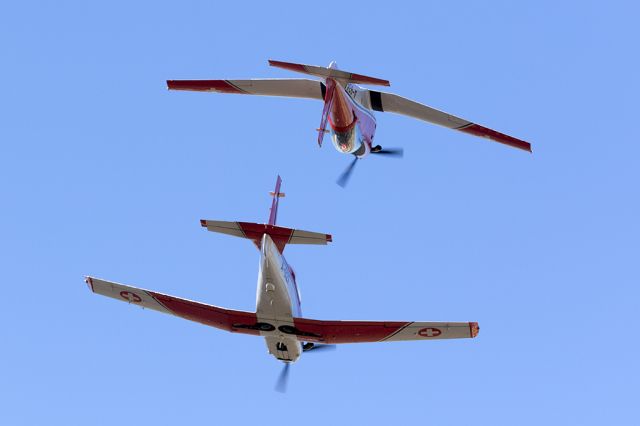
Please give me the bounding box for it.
[1,1,639,424]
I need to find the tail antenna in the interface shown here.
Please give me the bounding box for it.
[268,175,285,226]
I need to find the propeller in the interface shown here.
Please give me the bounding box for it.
[336,156,358,188]
[274,344,336,392]
[336,147,403,187]
[275,362,291,393]
[371,147,404,157]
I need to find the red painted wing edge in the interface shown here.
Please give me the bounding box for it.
[458,123,532,152]
[293,318,408,343]
[149,291,261,336]
[166,80,246,94]
[268,59,307,73]
[349,72,390,87]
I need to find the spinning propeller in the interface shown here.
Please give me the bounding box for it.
[275,363,291,393]
[274,343,336,393]
[336,147,404,188]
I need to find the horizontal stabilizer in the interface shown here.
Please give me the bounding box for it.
[200,220,332,252]
[269,59,390,87]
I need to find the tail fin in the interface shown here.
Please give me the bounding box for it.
[268,59,390,87]
[317,79,336,147]
[200,176,332,253]
[268,175,284,225]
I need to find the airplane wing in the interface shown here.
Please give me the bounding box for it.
[368,90,531,152]
[167,78,325,100]
[85,277,262,336]
[85,277,478,344]
[292,317,479,344]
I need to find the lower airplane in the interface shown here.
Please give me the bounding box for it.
[85,176,479,391]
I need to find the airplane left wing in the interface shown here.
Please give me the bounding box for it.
[85,277,262,336]
[292,317,479,344]
[167,78,325,100]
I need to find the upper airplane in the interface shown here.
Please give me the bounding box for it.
[85,176,479,391]
[167,60,532,186]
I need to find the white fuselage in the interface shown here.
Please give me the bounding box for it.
[256,234,303,362]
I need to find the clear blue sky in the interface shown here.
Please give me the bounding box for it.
[1,1,638,424]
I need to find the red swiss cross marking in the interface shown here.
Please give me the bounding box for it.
[119,291,142,303]
[418,327,442,337]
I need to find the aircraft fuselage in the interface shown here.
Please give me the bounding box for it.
[328,80,377,158]
[256,234,303,362]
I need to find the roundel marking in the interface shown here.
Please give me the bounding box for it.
[418,327,442,338]
[120,291,142,303]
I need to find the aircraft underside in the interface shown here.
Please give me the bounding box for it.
[256,233,303,362]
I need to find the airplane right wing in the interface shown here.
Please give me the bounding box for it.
[291,317,479,344]
[368,90,532,152]
[167,78,325,100]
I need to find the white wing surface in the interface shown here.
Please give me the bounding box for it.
[368,90,532,152]
[167,78,325,100]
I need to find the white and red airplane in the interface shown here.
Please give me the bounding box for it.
[167,60,532,186]
[85,176,479,390]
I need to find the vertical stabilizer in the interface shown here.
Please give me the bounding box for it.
[200,176,331,253]
[268,175,285,226]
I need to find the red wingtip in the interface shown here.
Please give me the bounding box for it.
[326,234,333,243]
[458,123,532,152]
[84,276,94,292]
[469,322,480,338]
[167,80,244,93]
[200,219,207,228]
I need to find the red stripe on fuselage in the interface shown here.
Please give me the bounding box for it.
[329,83,355,130]
[328,83,377,147]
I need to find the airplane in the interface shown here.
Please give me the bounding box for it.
[85,176,479,391]
[167,59,532,186]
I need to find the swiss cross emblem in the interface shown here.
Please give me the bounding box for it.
[418,327,442,337]
[120,291,142,303]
